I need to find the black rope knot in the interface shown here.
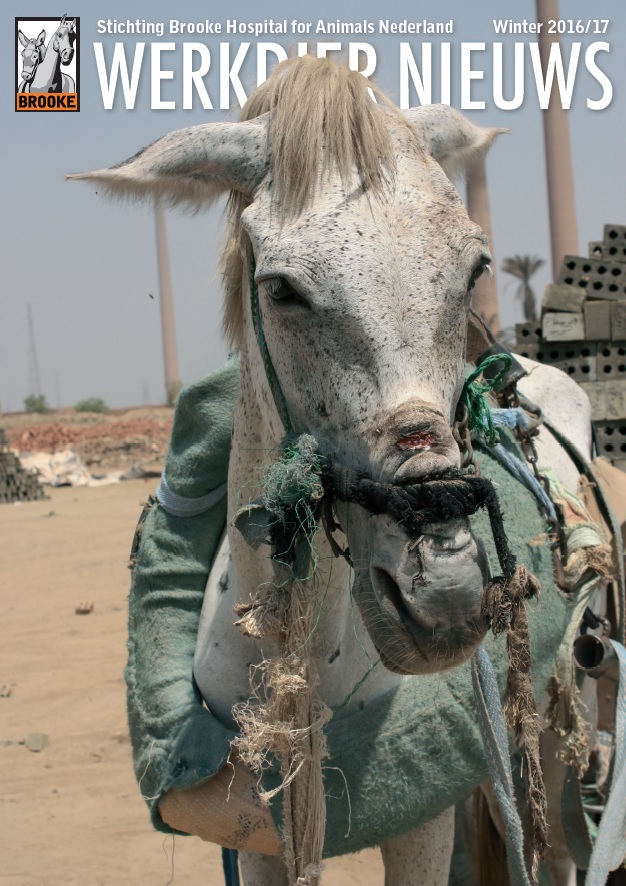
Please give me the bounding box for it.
[321,460,517,585]
[262,435,522,627]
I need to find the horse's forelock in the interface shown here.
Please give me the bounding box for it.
[221,56,417,346]
[250,56,404,214]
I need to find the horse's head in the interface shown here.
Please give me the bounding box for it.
[52,16,76,65]
[18,29,46,83]
[69,58,505,676]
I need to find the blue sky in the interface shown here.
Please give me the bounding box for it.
[2,0,624,410]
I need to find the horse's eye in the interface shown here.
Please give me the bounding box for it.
[259,278,307,307]
[469,267,483,287]
[468,258,490,291]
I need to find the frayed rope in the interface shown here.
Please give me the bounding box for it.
[233,435,330,886]
[483,566,547,877]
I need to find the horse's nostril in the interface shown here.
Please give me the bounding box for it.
[379,405,461,483]
[396,430,436,451]
[373,567,409,617]
[372,567,439,631]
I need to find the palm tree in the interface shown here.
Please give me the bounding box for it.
[501,255,545,322]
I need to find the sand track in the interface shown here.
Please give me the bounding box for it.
[0,481,382,885]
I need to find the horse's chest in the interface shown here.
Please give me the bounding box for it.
[193,533,261,729]
[193,532,404,727]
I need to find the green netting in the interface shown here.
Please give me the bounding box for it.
[460,353,513,446]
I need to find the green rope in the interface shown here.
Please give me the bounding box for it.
[460,353,513,447]
[331,659,381,718]
[249,255,294,434]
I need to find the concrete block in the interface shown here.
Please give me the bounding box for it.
[611,302,626,341]
[593,420,626,461]
[536,341,596,382]
[542,283,586,313]
[584,301,612,340]
[558,255,599,277]
[604,224,626,248]
[515,321,542,345]
[590,240,626,262]
[559,254,626,301]
[512,342,539,360]
[542,312,585,342]
[581,380,626,421]
[610,381,626,414]
[597,343,626,378]
[587,281,626,300]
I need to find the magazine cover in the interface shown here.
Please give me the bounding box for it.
[2,0,625,883]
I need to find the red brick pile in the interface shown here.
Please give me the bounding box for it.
[5,416,173,471]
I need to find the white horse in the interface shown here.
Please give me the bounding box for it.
[70,58,614,885]
[23,16,76,94]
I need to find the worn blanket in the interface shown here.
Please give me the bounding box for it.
[126,357,584,856]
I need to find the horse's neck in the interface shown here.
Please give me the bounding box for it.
[227,353,403,714]
[32,42,60,89]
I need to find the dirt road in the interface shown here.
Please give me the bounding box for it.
[0,481,383,885]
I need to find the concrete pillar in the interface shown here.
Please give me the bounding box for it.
[536,0,579,280]
[155,197,181,404]
[466,155,500,335]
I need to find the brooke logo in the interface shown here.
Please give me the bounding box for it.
[16,15,79,111]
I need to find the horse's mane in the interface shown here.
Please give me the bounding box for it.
[222,56,415,345]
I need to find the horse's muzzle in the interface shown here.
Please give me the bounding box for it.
[355,515,490,675]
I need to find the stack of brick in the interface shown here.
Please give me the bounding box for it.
[513,224,626,473]
[0,428,47,503]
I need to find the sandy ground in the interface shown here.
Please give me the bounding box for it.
[0,480,384,885]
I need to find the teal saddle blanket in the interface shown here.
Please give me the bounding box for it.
[127,357,580,857]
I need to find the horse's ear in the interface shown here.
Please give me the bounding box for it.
[69,19,76,31]
[403,105,507,181]
[18,30,28,47]
[67,118,269,208]
[37,30,46,45]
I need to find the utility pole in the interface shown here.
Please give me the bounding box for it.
[154,196,181,405]
[27,303,42,397]
[467,156,500,335]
